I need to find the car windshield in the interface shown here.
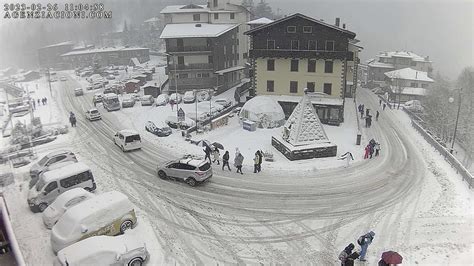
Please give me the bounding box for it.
[91,110,99,114]
[199,162,211,171]
[38,156,50,166]
[125,134,141,142]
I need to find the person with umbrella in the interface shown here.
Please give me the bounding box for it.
[357,231,375,261]
[222,151,231,171]
[379,251,403,266]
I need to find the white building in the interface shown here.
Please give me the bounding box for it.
[384,67,434,103]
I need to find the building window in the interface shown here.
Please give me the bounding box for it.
[214,13,219,19]
[303,26,312,33]
[230,13,235,19]
[197,73,210,78]
[178,73,188,79]
[267,80,274,92]
[323,83,332,95]
[177,56,184,65]
[267,59,275,71]
[223,46,226,54]
[213,0,218,7]
[325,40,335,51]
[307,82,315,92]
[308,40,317,50]
[208,55,213,64]
[411,61,417,66]
[290,81,298,93]
[421,83,428,88]
[307,59,316,72]
[193,14,200,21]
[291,40,299,50]
[243,52,248,59]
[410,82,418,87]
[287,26,296,33]
[267,40,275,49]
[324,60,333,73]
[290,59,299,72]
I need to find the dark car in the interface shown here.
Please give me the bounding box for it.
[145,121,172,137]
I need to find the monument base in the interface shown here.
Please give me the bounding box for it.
[272,136,337,161]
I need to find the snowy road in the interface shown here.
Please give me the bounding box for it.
[53,74,471,265]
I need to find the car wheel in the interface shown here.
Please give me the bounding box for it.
[158,170,167,179]
[186,177,197,187]
[38,203,48,212]
[128,257,144,266]
[120,219,133,234]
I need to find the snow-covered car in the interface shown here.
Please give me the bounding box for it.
[54,235,148,266]
[121,96,135,108]
[197,102,222,116]
[196,90,211,102]
[157,156,212,186]
[49,77,58,82]
[169,93,182,104]
[165,116,195,130]
[42,188,94,229]
[103,86,114,94]
[106,74,115,80]
[404,100,424,112]
[214,98,232,108]
[113,70,120,76]
[145,121,171,137]
[74,88,83,96]
[29,160,78,189]
[85,108,101,121]
[93,93,103,104]
[86,85,93,90]
[113,130,142,152]
[183,90,196,103]
[29,150,77,182]
[129,93,140,102]
[92,82,103,90]
[60,76,67,81]
[155,94,169,106]
[140,95,154,106]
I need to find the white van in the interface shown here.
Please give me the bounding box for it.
[50,191,137,253]
[113,130,142,152]
[27,162,96,213]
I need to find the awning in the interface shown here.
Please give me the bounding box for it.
[214,66,245,75]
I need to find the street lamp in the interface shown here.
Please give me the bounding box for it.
[448,88,463,154]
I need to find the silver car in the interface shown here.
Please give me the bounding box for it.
[157,156,212,186]
[29,150,77,187]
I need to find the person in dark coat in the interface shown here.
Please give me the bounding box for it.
[204,145,212,162]
[37,99,40,105]
[376,110,380,121]
[383,103,386,110]
[344,251,360,266]
[253,152,259,173]
[234,152,244,174]
[379,99,382,106]
[358,231,375,261]
[368,115,372,127]
[366,108,370,117]
[338,243,355,266]
[69,112,76,127]
[257,150,263,172]
[222,151,231,171]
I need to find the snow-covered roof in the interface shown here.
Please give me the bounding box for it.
[367,61,394,69]
[40,41,73,49]
[247,17,273,25]
[61,47,148,57]
[160,4,209,14]
[240,96,285,123]
[126,79,140,84]
[160,23,239,39]
[179,158,205,167]
[282,93,331,146]
[384,68,434,82]
[41,162,90,183]
[378,51,430,62]
[118,129,139,136]
[390,85,427,96]
[144,17,159,23]
[265,94,344,106]
[214,66,245,75]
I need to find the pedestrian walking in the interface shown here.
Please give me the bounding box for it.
[170,102,174,110]
[69,112,76,127]
[366,108,370,117]
[253,152,259,173]
[338,243,355,266]
[344,251,360,266]
[204,145,212,162]
[222,151,231,171]
[32,99,36,110]
[340,152,354,168]
[257,150,263,172]
[234,152,244,174]
[369,144,374,159]
[379,99,382,106]
[375,143,381,156]
[44,97,47,104]
[367,115,372,127]
[212,147,220,165]
[37,99,40,105]
[383,103,386,110]
[357,231,375,261]
[376,111,380,121]
[364,145,370,159]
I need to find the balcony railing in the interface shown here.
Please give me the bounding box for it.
[167,46,212,53]
[167,63,214,71]
[249,49,353,60]
[169,77,216,87]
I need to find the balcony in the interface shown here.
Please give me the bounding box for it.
[169,77,216,90]
[249,49,353,60]
[167,46,212,53]
[167,63,214,72]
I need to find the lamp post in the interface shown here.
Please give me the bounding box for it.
[448,88,463,154]
[194,89,198,131]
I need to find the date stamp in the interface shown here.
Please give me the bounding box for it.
[3,3,112,19]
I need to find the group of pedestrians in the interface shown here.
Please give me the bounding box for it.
[358,102,382,128]
[364,139,380,159]
[37,97,48,106]
[338,231,375,265]
[203,146,263,175]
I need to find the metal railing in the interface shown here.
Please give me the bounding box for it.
[167,46,212,53]
[168,63,214,71]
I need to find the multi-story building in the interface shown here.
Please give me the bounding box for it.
[38,41,74,69]
[366,51,433,88]
[245,13,359,125]
[61,47,149,68]
[384,67,434,103]
[160,1,250,93]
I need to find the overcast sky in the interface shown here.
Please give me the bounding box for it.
[267,0,473,79]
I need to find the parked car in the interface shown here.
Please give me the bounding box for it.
[51,191,137,253]
[92,82,103,90]
[404,100,424,112]
[29,160,78,189]
[27,162,96,213]
[29,150,78,182]
[129,93,140,102]
[121,95,135,108]
[169,93,182,104]
[93,93,103,104]
[214,98,232,108]
[113,70,120,76]
[113,130,142,152]
[85,108,101,121]
[145,121,171,137]
[156,94,169,106]
[106,74,115,80]
[54,235,148,266]
[196,90,211,102]
[49,77,58,82]
[165,116,195,130]
[86,85,93,90]
[60,76,67,81]
[183,90,196,103]
[140,95,154,106]
[103,86,114,94]
[157,156,212,186]
[42,188,95,229]
[74,88,83,96]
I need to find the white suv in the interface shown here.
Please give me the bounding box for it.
[85,108,101,121]
[113,130,142,152]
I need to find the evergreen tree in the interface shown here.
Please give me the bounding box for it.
[254,0,274,19]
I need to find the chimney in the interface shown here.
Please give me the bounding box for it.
[335,17,340,27]
[343,23,346,29]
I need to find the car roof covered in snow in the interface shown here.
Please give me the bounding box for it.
[44,149,73,158]
[118,129,140,136]
[179,158,207,167]
[50,188,93,208]
[41,162,90,183]
[56,234,145,264]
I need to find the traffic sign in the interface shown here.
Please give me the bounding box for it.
[177,108,185,122]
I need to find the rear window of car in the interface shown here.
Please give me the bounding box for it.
[91,110,99,114]
[125,134,141,143]
[198,162,211,171]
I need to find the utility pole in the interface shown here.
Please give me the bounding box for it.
[47,68,52,96]
[450,88,463,154]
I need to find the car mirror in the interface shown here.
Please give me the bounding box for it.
[80,225,88,233]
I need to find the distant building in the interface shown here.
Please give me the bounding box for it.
[38,41,74,69]
[384,67,434,103]
[160,0,250,93]
[247,17,273,29]
[366,51,433,88]
[245,13,360,125]
[60,47,150,68]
